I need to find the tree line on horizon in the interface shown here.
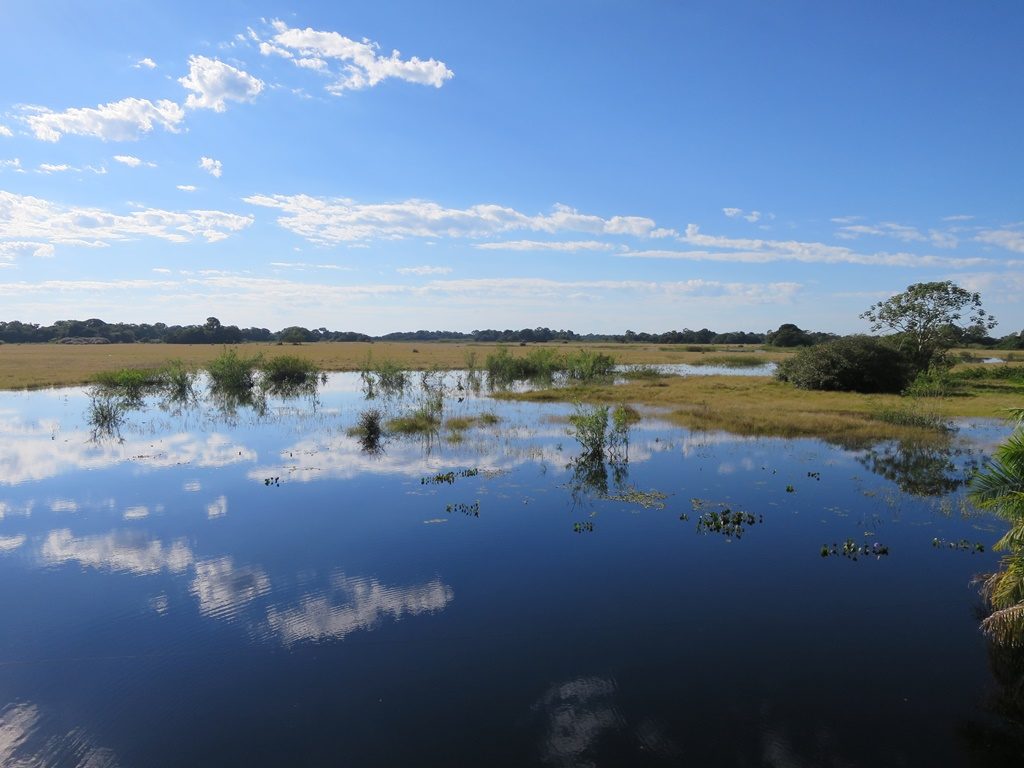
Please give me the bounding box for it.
[0,315,1021,349]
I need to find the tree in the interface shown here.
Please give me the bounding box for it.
[860,281,996,371]
[766,323,813,347]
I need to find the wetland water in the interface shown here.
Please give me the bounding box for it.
[0,371,1019,766]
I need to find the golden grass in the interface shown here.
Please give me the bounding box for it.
[0,341,791,390]
[494,374,1024,446]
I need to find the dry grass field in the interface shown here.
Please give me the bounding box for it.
[0,341,789,390]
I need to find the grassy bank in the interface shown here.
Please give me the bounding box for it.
[0,341,790,390]
[493,373,1024,446]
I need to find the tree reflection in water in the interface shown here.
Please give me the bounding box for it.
[859,438,978,496]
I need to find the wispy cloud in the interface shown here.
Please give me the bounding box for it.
[0,125,12,137]
[472,240,617,252]
[113,154,156,168]
[133,57,157,69]
[244,195,673,244]
[976,227,1024,254]
[397,265,452,275]
[176,184,197,192]
[0,190,253,255]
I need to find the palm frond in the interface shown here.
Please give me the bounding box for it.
[981,603,1024,647]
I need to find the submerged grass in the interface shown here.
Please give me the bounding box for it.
[687,354,773,368]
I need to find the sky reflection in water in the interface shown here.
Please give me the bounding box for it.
[0,372,1019,766]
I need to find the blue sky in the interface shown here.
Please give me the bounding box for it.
[1,1,1021,334]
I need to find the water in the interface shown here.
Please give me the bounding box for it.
[0,373,1019,766]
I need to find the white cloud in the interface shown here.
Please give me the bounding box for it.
[0,158,21,171]
[179,55,264,112]
[0,241,55,261]
[836,221,927,243]
[113,154,155,168]
[472,240,617,252]
[723,207,742,218]
[397,265,452,275]
[269,261,351,270]
[0,190,253,254]
[976,228,1024,254]
[206,495,228,519]
[38,163,71,173]
[199,156,223,177]
[22,97,185,142]
[243,195,671,243]
[263,19,454,93]
[133,57,157,69]
[176,184,197,192]
[191,556,269,617]
[943,214,974,222]
[0,125,12,137]
[723,207,769,223]
[658,223,989,269]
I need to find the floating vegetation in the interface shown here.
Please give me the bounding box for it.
[807,471,821,480]
[263,476,280,486]
[603,487,668,509]
[932,537,986,553]
[446,501,480,517]
[696,508,763,538]
[573,521,595,533]
[421,468,480,485]
[786,484,795,493]
[821,538,890,560]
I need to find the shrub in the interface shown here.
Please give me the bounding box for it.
[207,348,260,394]
[262,355,319,386]
[903,368,961,397]
[775,336,912,393]
[569,403,609,461]
[347,408,384,452]
[563,350,616,380]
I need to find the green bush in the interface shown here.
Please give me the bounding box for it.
[207,348,260,394]
[262,355,319,386]
[569,403,609,461]
[903,368,961,397]
[775,336,912,393]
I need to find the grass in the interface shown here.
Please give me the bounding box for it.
[445,412,500,432]
[485,346,616,385]
[0,340,796,390]
[494,373,1024,447]
[687,354,773,368]
[207,348,260,394]
[870,403,952,432]
[347,408,384,452]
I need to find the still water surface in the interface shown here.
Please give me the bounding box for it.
[0,372,1019,766]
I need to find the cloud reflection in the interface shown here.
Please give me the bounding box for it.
[0,702,119,768]
[265,571,453,645]
[190,556,271,619]
[40,529,194,575]
[534,677,623,767]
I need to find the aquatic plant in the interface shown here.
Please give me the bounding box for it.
[358,354,409,398]
[421,468,479,485]
[446,501,480,516]
[87,390,125,439]
[160,359,198,404]
[262,355,319,387]
[694,505,763,539]
[569,403,609,462]
[970,410,1024,646]
[820,538,890,560]
[347,408,385,453]
[932,538,985,553]
[207,348,261,394]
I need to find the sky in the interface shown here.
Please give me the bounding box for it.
[0,0,1022,335]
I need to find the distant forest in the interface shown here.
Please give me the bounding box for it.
[0,317,1021,348]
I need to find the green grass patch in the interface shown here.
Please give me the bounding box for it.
[688,354,771,367]
[207,348,261,394]
[262,355,319,386]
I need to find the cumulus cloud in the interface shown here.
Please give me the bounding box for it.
[199,156,223,177]
[723,207,769,223]
[22,97,185,142]
[243,195,671,244]
[397,265,452,275]
[0,125,12,137]
[179,55,264,112]
[260,19,454,93]
[133,57,157,69]
[0,241,56,261]
[0,190,253,255]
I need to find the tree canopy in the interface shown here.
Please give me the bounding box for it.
[860,281,997,371]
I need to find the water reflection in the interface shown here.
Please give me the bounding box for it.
[190,556,271,620]
[0,534,26,552]
[534,677,623,766]
[264,571,453,646]
[40,529,194,575]
[962,638,1024,762]
[859,439,978,496]
[0,702,119,768]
